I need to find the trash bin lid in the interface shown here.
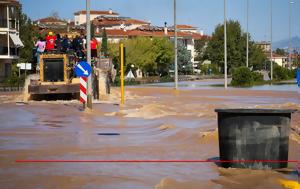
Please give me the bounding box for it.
[215,109,297,114]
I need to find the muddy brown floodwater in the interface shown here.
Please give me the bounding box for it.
[0,85,299,189]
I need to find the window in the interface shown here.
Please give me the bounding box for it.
[4,63,11,78]
[0,6,7,27]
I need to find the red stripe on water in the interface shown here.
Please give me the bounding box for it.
[15,160,300,163]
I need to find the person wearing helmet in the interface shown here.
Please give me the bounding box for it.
[46,31,56,51]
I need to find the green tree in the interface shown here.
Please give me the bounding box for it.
[107,37,174,77]
[249,41,267,70]
[125,37,156,76]
[152,37,174,76]
[108,42,120,72]
[204,20,266,73]
[194,37,209,62]
[101,29,108,55]
[275,48,286,56]
[18,9,37,62]
[177,44,193,74]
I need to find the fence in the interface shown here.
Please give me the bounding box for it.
[0,85,24,92]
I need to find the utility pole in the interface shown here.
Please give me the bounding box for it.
[289,1,295,70]
[270,0,273,81]
[246,0,249,68]
[224,0,228,89]
[174,0,178,90]
[86,0,92,109]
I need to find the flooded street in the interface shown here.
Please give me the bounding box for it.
[0,81,300,189]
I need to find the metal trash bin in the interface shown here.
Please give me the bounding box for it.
[215,109,296,169]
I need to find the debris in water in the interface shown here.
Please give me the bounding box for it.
[16,101,28,106]
[97,133,120,136]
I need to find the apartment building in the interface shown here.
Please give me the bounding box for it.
[0,0,23,81]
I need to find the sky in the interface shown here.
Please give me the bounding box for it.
[20,0,300,42]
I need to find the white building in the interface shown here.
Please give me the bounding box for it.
[175,25,206,68]
[177,25,199,34]
[0,0,23,81]
[74,10,119,26]
[257,41,271,53]
[266,53,288,67]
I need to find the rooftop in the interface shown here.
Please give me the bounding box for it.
[36,17,67,23]
[74,10,119,16]
[265,52,288,58]
[100,29,208,39]
[93,17,149,27]
[176,24,198,29]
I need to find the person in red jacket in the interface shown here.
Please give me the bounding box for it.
[90,37,98,58]
[46,32,56,51]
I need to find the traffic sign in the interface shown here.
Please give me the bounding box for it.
[75,61,92,77]
[17,63,32,70]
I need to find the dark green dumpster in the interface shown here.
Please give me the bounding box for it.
[215,109,296,169]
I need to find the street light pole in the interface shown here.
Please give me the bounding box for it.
[270,0,273,81]
[289,1,294,69]
[174,0,178,90]
[86,0,92,109]
[246,0,249,68]
[224,0,228,89]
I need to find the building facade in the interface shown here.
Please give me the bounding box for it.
[74,10,119,26]
[257,41,271,53]
[95,25,205,69]
[265,53,288,67]
[0,0,23,81]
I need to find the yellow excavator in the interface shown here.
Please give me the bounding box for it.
[28,53,80,100]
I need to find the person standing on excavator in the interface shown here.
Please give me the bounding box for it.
[45,32,56,52]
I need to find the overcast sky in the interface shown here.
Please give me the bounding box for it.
[20,0,300,42]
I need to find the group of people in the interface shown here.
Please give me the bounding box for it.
[34,32,99,66]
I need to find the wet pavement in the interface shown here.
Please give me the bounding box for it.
[0,82,300,189]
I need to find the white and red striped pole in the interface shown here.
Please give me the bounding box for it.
[80,77,87,105]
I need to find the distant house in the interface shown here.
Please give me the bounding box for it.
[257,41,271,53]
[290,53,300,62]
[176,24,200,34]
[265,53,288,67]
[93,17,150,31]
[74,10,119,26]
[0,0,23,81]
[35,16,68,29]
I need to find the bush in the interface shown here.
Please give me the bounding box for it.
[231,67,254,87]
[200,64,220,75]
[273,65,295,81]
[252,72,264,83]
